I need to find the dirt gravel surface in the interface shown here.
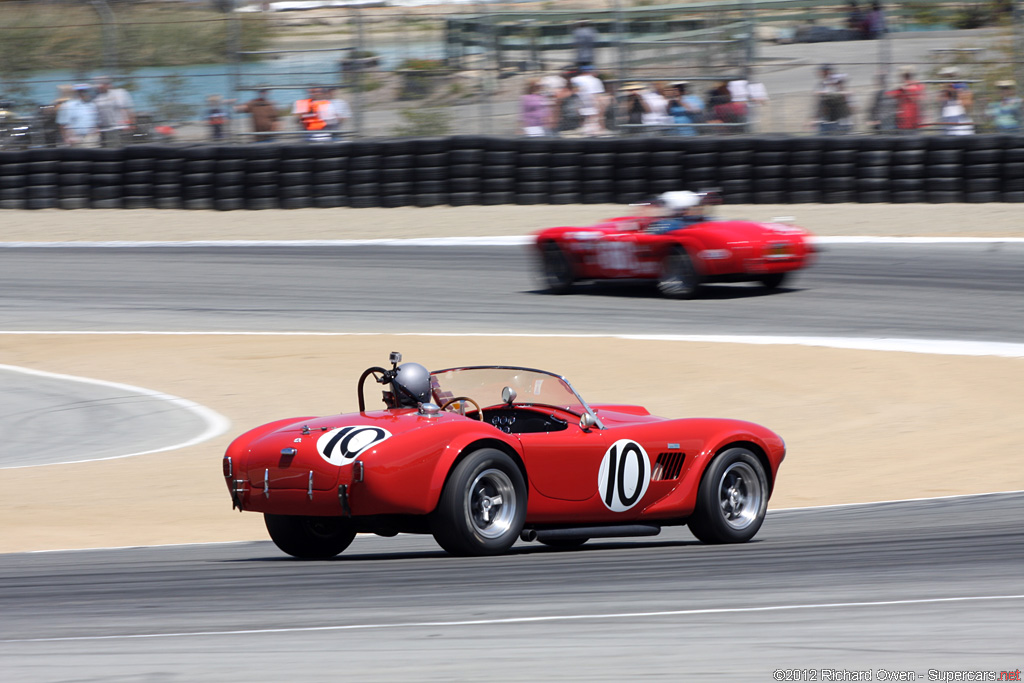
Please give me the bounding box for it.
[1,204,1021,553]
[2,204,1024,242]
[1,334,1022,553]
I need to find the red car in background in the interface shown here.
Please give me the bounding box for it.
[535,191,815,298]
[223,353,786,559]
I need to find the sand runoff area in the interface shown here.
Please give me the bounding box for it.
[1,203,1022,553]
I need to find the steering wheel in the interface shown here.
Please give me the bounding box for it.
[440,396,484,421]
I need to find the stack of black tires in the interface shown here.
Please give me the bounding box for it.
[0,135,1021,209]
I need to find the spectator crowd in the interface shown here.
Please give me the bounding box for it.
[813,64,1021,136]
[520,66,771,138]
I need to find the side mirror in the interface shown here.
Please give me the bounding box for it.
[501,386,517,406]
[580,413,597,431]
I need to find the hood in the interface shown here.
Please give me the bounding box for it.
[693,219,810,244]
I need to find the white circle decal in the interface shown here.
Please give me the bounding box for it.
[597,439,651,512]
[317,426,392,465]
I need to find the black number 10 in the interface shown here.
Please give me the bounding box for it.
[604,442,646,508]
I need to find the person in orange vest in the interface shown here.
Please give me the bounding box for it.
[292,88,334,138]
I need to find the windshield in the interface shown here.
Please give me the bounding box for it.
[430,366,595,417]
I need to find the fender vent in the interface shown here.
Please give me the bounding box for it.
[653,452,685,481]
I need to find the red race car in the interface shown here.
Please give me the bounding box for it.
[223,353,786,558]
[535,191,815,298]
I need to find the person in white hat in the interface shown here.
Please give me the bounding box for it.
[645,191,715,234]
[55,84,99,147]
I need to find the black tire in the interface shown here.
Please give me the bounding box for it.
[516,193,548,205]
[540,242,574,294]
[59,184,90,199]
[431,448,527,556]
[58,197,90,210]
[688,447,769,544]
[264,514,356,559]
[414,193,447,207]
[759,272,788,290]
[549,192,580,205]
[658,247,701,299]
[124,197,156,209]
[754,191,787,204]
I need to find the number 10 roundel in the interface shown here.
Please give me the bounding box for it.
[597,439,651,512]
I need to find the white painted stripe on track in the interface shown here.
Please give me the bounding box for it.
[4,594,1023,643]
[0,236,534,248]
[771,488,1024,513]
[2,331,1023,357]
[1,235,1023,248]
[17,490,1024,555]
[816,235,1024,244]
[25,540,255,554]
[0,364,231,470]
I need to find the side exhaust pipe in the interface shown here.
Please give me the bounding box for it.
[524,525,661,543]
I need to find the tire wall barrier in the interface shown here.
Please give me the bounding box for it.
[1,135,1023,210]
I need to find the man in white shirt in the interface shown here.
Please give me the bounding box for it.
[92,77,135,147]
[56,85,99,147]
[324,87,351,138]
[640,83,670,125]
[570,66,606,135]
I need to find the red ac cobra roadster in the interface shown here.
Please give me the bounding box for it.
[535,191,815,298]
[223,353,786,558]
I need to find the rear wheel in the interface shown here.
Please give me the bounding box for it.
[759,272,788,290]
[264,514,356,559]
[540,242,574,294]
[658,247,701,299]
[432,448,527,556]
[688,447,768,544]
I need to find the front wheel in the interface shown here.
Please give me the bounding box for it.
[658,247,701,299]
[540,242,574,294]
[759,272,788,290]
[431,448,527,556]
[264,514,356,559]
[688,447,768,544]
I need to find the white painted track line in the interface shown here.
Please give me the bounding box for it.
[4,593,1022,643]
[0,364,231,470]
[1,236,1023,248]
[2,331,1023,358]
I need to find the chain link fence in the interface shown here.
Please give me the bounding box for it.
[1,0,1022,147]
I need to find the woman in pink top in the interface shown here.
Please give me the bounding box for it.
[520,80,550,136]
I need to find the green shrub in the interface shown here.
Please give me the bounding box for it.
[392,108,452,137]
[0,2,272,77]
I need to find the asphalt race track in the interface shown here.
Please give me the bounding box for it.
[0,242,1022,341]
[0,493,1021,681]
[2,241,1023,680]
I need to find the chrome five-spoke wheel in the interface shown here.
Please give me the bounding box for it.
[469,468,517,539]
[431,448,527,556]
[688,447,769,544]
[717,460,763,530]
